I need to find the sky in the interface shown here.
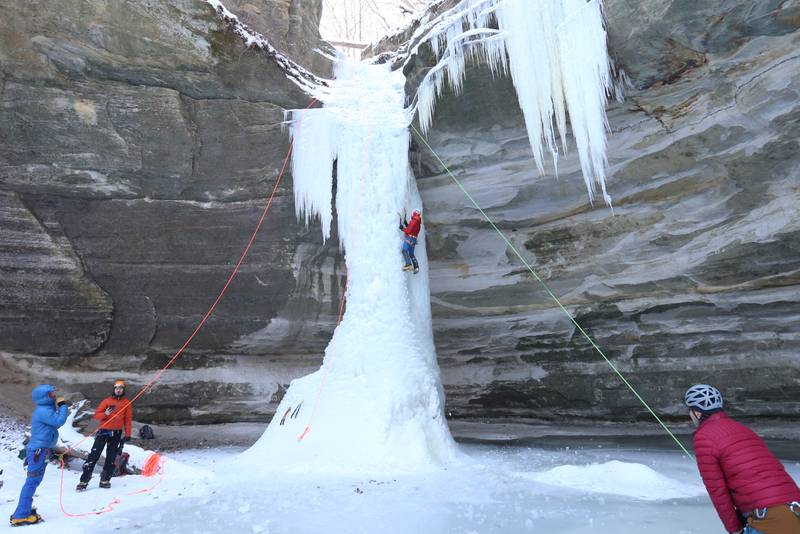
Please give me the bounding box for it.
[319,0,430,52]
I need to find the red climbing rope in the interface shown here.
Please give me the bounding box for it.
[141,452,163,478]
[59,98,318,518]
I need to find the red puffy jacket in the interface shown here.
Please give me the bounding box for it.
[402,213,421,238]
[694,411,800,532]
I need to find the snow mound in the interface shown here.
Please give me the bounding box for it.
[517,460,706,501]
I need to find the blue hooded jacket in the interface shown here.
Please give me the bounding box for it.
[27,384,69,450]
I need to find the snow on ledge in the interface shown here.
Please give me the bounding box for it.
[202,0,328,96]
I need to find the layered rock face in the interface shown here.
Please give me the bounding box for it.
[1,0,798,427]
[223,0,331,72]
[0,0,338,422]
[407,0,800,422]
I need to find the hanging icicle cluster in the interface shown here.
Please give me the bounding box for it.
[411,0,612,205]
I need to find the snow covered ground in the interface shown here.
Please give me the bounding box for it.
[3,418,798,533]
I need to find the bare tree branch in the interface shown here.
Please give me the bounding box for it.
[321,0,432,44]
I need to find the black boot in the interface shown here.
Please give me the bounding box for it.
[76,480,88,492]
[99,479,111,489]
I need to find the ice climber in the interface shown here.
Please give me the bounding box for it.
[76,379,133,491]
[684,384,800,534]
[9,384,69,527]
[400,210,422,274]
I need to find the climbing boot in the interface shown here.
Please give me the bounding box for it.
[402,264,413,271]
[75,480,88,492]
[99,478,111,489]
[9,509,43,526]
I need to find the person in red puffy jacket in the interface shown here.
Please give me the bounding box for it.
[400,210,422,274]
[684,384,800,533]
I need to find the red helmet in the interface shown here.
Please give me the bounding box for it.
[412,210,421,218]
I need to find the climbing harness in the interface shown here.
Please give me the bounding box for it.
[411,124,692,458]
[790,501,800,518]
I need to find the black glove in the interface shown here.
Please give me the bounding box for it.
[121,436,131,444]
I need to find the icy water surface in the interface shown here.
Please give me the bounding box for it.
[7,442,794,534]
[4,437,799,533]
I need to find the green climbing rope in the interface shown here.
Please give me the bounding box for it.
[411,124,693,458]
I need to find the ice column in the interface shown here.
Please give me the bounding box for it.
[239,61,458,474]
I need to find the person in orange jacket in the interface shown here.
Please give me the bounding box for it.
[76,379,133,491]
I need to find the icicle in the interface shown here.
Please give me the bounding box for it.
[411,0,613,206]
[290,109,338,242]
[556,0,612,204]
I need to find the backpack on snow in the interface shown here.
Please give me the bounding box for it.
[139,424,155,440]
[112,451,130,477]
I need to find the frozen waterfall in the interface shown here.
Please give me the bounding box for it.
[238,61,459,474]
[238,0,613,474]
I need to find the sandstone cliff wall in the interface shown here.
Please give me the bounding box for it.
[1,0,798,426]
[405,0,800,422]
[0,0,337,422]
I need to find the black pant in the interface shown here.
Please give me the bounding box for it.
[80,430,121,482]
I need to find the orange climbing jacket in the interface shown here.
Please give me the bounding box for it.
[94,396,133,437]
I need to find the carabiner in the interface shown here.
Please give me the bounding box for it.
[789,501,800,518]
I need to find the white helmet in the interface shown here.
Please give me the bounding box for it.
[684,384,723,412]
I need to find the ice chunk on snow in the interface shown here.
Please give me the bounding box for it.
[516,460,706,500]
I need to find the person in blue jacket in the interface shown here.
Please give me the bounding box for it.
[9,384,69,527]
